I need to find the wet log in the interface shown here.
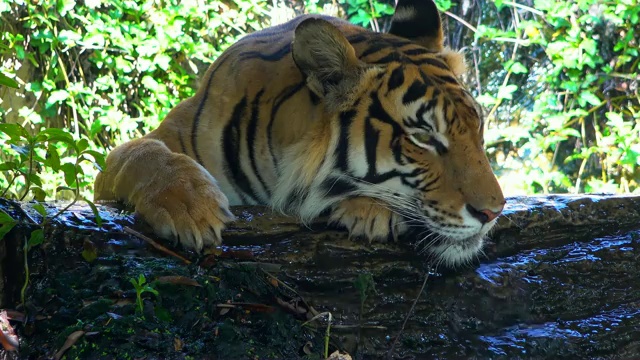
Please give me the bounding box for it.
[1,195,640,358]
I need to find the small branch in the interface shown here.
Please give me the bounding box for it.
[123,226,191,265]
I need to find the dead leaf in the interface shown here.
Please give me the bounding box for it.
[302,341,313,355]
[156,275,202,287]
[199,254,218,268]
[276,297,308,315]
[219,307,231,316]
[230,302,275,313]
[174,337,184,351]
[326,350,352,360]
[53,330,85,360]
[113,298,134,307]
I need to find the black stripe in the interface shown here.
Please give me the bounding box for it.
[364,118,379,178]
[309,90,321,106]
[239,43,291,62]
[323,177,358,197]
[387,66,405,92]
[370,52,402,64]
[414,57,449,69]
[268,82,307,173]
[402,80,427,104]
[191,53,233,164]
[426,137,448,155]
[382,36,414,47]
[281,186,308,211]
[247,89,270,199]
[336,110,357,171]
[368,92,403,137]
[361,169,403,184]
[417,176,440,192]
[191,71,216,164]
[435,75,459,84]
[360,43,389,59]
[346,33,370,44]
[222,96,260,203]
[403,48,433,56]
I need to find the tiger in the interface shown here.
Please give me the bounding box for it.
[94,0,505,267]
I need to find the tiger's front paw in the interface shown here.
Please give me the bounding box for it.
[134,154,234,252]
[328,197,407,242]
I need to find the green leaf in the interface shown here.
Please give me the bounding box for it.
[0,210,15,224]
[578,91,601,107]
[0,210,17,241]
[26,173,43,187]
[82,149,106,171]
[81,248,98,262]
[60,162,78,186]
[41,128,75,148]
[0,72,19,88]
[83,197,103,228]
[76,138,89,153]
[497,84,519,100]
[45,89,69,108]
[0,220,17,240]
[57,0,76,17]
[0,123,29,141]
[32,202,47,217]
[509,62,528,74]
[31,187,47,201]
[0,162,18,171]
[46,144,61,172]
[28,229,45,249]
[89,120,104,137]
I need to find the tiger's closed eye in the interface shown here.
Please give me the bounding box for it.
[408,131,449,155]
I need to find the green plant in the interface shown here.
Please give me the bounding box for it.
[466,0,640,194]
[0,122,104,306]
[130,274,159,315]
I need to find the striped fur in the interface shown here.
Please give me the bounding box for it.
[95,0,505,267]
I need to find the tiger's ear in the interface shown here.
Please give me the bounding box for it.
[389,0,444,51]
[292,18,363,109]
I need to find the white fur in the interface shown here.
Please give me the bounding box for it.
[392,7,417,22]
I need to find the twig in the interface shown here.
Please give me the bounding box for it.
[123,226,191,265]
[386,264,433,359]
[331,324,387,330]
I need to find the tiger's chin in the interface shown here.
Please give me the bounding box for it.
[425,234,486,268]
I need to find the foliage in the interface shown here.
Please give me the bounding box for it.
[130,274,159,315]
[442,0,640,194]
[0,0,639,200]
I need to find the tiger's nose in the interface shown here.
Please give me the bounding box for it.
[466,204,504,224]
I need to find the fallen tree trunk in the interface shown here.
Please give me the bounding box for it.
[1,194,640,358]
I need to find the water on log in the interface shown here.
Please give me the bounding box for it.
[0,195,639,358]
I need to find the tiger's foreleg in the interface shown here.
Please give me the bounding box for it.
[328,197,408,242]
[94,137,234,252]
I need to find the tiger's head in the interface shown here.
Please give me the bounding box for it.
[286,0,505,266]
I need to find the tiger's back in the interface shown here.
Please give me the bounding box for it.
[154,14,467,206]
